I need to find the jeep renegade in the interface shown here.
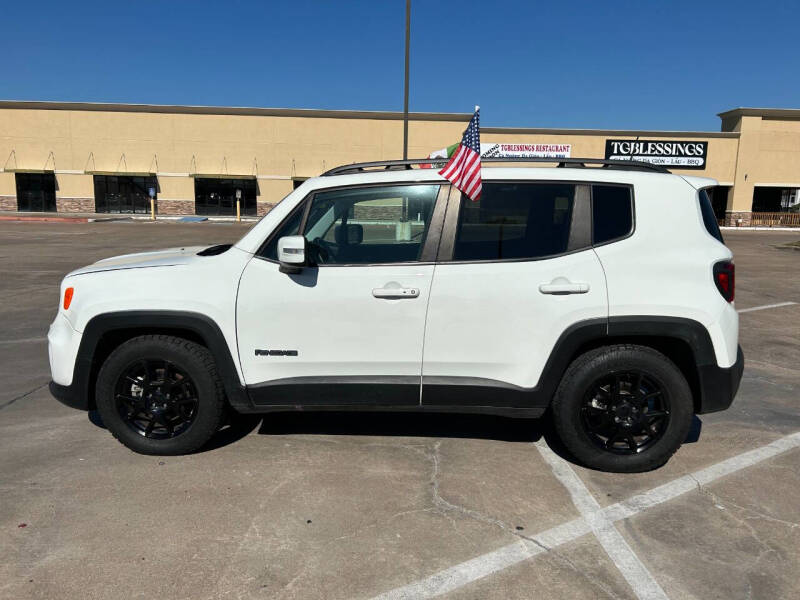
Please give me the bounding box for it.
[48,158,744,472]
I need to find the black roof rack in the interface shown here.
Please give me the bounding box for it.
[321,157,670,176]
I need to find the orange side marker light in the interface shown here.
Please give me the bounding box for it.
[63,287,74,310]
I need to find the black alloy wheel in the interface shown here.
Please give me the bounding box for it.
[115,359,199,439]
[551,344,693,472]
[96,335,227,455]
[580,371,670,455]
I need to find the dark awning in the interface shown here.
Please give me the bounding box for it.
[86,170,156,177]
[190,173,257,180]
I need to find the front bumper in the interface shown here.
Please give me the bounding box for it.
[50,380,89,410]
[48,314,90,411]
[48,314,83,387]
[696,345,744,414]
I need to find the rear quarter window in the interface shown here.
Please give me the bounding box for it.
[698,189,724,243]
[592,185,633,245]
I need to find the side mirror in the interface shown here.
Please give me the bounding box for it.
[277,235,307,274]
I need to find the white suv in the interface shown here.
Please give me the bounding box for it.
[48,158,743,472]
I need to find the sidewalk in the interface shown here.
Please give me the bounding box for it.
[0,211,260,223]
[720,226,800,231]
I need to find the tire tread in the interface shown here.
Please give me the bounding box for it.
[551,344,693,473]
[96,334,226,455]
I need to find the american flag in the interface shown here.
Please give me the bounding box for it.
[439,106,482,201]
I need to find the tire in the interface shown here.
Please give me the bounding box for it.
[551,344,693,473]
[95,335,227,455]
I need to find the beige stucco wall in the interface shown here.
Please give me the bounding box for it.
[725,115,800,212]
[2,103,797,216]
[0,108,460,177]
[0,108,467,210]
[0,172,14,197]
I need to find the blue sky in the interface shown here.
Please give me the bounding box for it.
[3,0,799,131]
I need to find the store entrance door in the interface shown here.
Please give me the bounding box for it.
[94,175,157,214]
[16,173,56,212]
[194,178,257,216]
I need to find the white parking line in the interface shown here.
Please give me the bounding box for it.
[536,441,668,600]
[737,301,797,314]
[371,518,591,600]
[370,431,800,600]
[0,336,47,345]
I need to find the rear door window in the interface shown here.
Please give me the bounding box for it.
[452,183,576,261]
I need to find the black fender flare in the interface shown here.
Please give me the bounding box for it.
[56,310,251,412]
[421,316,736,414]
[607,316,741,413]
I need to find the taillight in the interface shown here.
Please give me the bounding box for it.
[713,262,735,302]
[63,287,74,310]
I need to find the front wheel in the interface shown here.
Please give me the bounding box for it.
[551,344,693,473]
[95,335,227,455]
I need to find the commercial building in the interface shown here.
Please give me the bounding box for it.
[1,101,798,225]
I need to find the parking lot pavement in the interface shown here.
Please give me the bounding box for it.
[0,223,798,600]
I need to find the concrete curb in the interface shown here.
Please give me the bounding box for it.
[0,213,258,224]
[125,216,260,223]
[721,226,800,232]
[0,215,89,223]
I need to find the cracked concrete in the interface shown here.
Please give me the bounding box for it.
[446,538,636,600]
[0,382,49,411]
[614,449,800,600]
[1,224,799,600]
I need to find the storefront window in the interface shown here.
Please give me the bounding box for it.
[94,175,157,214]
[780,189,800,212]
[194,178,257,216]
[16,173,56,212]
[752,187,800,213]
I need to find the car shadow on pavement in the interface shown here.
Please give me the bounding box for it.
[686,415,703,443]
[88,409,702,466]
[87,409,265,453]
[256,410,545,443]
[255,411,593,467]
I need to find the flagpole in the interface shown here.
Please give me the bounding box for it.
[402,0,411,160]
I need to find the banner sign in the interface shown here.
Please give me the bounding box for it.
[422,142,571,168]
[480,142,571,158]
[605,139,708,169]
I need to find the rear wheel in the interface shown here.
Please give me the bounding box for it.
[551,344,693,472]
[95,335,227,455]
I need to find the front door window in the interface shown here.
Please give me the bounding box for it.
[301,184,439,265]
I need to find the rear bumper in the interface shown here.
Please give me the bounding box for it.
[696,345,744,414]
[49,380,89,411]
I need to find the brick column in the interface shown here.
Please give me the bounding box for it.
[256,202,275,217]
[724,211,752,227]
[55,197,94,212]
[156,199,195,215]
[0,195,16,211]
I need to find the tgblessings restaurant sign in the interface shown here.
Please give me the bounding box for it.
[605,139,708,169]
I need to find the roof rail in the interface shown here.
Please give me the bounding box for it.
[321,157,670,176]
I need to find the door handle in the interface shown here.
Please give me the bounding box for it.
[539,278,589,295]
[372,287,420,299]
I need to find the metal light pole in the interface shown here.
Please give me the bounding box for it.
[402,0,411,159]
